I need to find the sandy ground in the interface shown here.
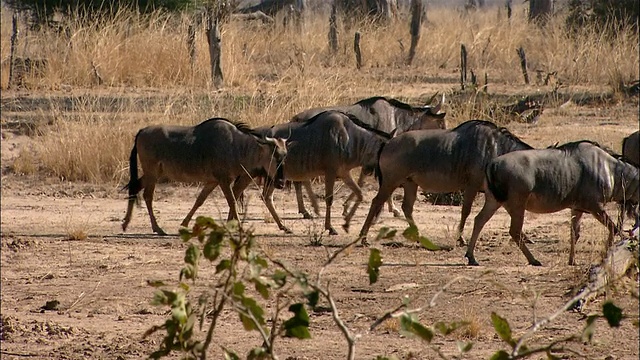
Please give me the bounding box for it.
[1,98,639,360]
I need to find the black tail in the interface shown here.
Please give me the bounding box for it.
[374,142,387,187]
[122,132,143,199]
[485,162,508,203]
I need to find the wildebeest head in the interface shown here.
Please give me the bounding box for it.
[260,136,287,189]
[406,93,447,131]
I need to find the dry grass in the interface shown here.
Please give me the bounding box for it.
[1,4,638,184]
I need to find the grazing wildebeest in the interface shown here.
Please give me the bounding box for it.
[247,110,392,235]
[622,131,639,166]
[121,118,287,235]
[290,95,447,219]
[464,140,640,266]
[357,120,534,245]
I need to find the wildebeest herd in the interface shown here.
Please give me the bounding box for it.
[122,95,639,267]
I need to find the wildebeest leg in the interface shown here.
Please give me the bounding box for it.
[358,184,395,245]
[456,189,478,247]
[219,180,241,223]
[387,190,402,218]
[122,174,144,233]
[401,181,419,228]
[324,174,338,235]
[295,182,314,219]
[181,182,218,228]
[465,194,502,266]
[231,174,252,214]
[262,183,292,234]
[505,204,541,266]
[303,181,321,216]
[590,207,619,252]
[142,180,167,236]
[343,169,366,217]
[569,209,584,266]
[341,173,364,233]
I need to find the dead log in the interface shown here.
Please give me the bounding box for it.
[353,31,362,69]
[572,238,638,312]
[328,2,338,54]
[516,46,529,85]
[231,11,274,23]
[206,14,223,89]
[406,0,422,66]
[8,13,19,89]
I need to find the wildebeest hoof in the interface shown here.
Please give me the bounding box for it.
[360,238,370,246]
[529,259,543,266]
[281,226,293,234]
[342,223,350,233]
[327,227,338,236]
[154,228,168,236]
[392,210,403,218]
[466,256,479,266]
[301,211,314,220]
[525,238,535,244]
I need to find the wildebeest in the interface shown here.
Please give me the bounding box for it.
[290,95,447,219]
[622,131,639,166]
[246,110,392,235]
[464,140,640,266]
[121,118,287,235]
[357,120,534,245]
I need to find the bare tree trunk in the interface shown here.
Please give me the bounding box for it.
[529,0,553,24]
[328,2,338,54]
[8,13,19,89]
[406,0,422,66]
[207,14,223,89]
[516,46,529,85]
[353,31,362,69]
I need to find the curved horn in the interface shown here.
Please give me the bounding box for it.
[429,93,446,114]
[425,91,439,106]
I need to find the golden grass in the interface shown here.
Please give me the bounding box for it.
[1,4,638,184]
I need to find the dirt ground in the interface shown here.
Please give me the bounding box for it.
[1,95,639,360]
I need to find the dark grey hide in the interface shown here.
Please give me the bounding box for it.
[121,118,287,235]
[465,140,640,266]
[357,120,533,245]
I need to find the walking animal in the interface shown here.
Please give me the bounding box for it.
[121,118,287,235]
[357,120,534,245]
[622,131,639,166]
[242,110,392,235]
[290,95,447,219]
[464,140,640,266]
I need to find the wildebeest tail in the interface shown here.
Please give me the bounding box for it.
[374,142,386,187]
[122,131,143,199]
[485,161,508,203]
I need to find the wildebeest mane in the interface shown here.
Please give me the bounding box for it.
[453,120,532,149]
[554,140,622,158]
[302,110,393,139]
[199,117,265,140]
[354,96,423,112]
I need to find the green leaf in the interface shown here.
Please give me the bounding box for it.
[402,224,420,242]
[238,295,266,331]
[456,340,473,353]
[151,290,170,305]
[170,293,188,324]
[367,248,383,285]
[399,313,434,343]
[195,216,217,228]
[233,282,245,297]
[179,264,196,281]
[179,227,193,242]
[417,236,442,251]
[272,270,287,287]
[216,259,231,274]
[184,244,200,266]
[147,280,166,288]
[253,255,268,269]
[305,290,319,308]
[247,347,268,360]
[434,321,469,336]
[222,347,240,360]
[283,303,311,339]
[491,312,514,346]
[375,227,397,240]
[602,301,623,327]
[582,315,598,343]
[489,350,511,360]
[254,280,270,300]
[203,233,223,261]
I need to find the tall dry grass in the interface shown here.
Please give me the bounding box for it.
[2,4,638,184]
